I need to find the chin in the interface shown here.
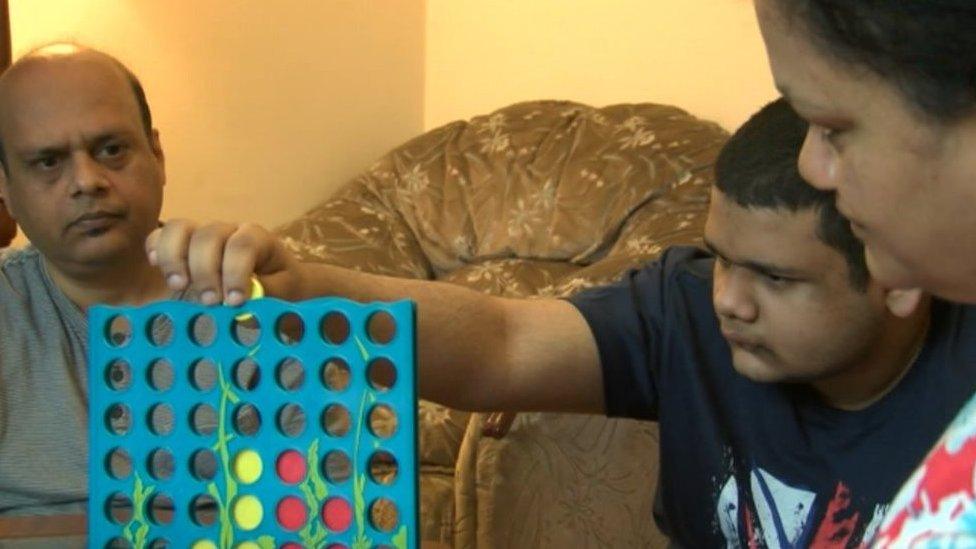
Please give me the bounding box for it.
[730,348,787,384]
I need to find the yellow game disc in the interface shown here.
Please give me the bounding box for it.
[191,541,217,549]
[233,449,263,484]
[236,543,261,549]
[234,277,265,322]
[233,494,264,530]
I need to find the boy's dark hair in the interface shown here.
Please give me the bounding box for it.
[774,0,976,122]
[715,98,869,289]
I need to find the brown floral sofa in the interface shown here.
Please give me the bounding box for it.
[275,100,728,547]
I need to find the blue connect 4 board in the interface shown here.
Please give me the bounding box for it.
[88,297,417,549]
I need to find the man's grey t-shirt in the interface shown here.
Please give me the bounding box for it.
[0,247,92,515]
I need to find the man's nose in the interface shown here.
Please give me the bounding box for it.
[713,267,758,323]
[70,154,110,196]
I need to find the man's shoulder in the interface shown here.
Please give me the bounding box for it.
[0,245,43,271]
[0,246,50,298]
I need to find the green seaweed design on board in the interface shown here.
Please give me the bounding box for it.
[297,438,330,546]
[351,335,410,549]
[122,471,154,549]
[204,348,276,549]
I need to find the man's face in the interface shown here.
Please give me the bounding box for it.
[754,0,976,304]
[705,189,888,384]
[0,55,164,271]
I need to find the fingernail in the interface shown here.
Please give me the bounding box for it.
[167,273,186,289]
[147,250,157,265]
[200,290,218,305]
[227,290,245,306]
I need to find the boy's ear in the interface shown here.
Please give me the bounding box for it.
[886,287,926,318]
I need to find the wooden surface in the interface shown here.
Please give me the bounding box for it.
[0,513,86,538]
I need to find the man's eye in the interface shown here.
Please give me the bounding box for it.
[100,143,126,158]
[31,156,60,170]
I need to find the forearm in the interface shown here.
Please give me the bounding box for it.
[284,262,515,411]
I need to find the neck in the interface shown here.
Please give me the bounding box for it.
[810,303,931,411]
[43,252,170,311]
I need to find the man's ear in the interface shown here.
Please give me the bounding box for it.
[150,129,166,186]
[886,287,926,318]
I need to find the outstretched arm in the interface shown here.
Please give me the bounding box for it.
[148,220,606,414]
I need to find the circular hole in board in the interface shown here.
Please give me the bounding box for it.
[188,314,216,347]
[277,357,305,391]
[146,314,174,347]
[234,357,260,391]
[190,359,218,391]
[369,497,400,533]
[231,315,261,347]
[148,403,175,436]
[277,403,306,438]
[106,315,132,347]
[322,404,351,438]
[276,449,307,484]
[320,312,350,345]
[276,495,308,531]
[105,359,132,391]
[105,492,133,525]
[368,450,399,486]
[321,497,352,533]
[105,537,133,549]
[190,404,218,436]
[147,539,171,549]
[232,449,263,484]
[105,447,132,480]
[190,494,219,526]
[234,403,262,437]
[321,358,351,392]
[190,448,218,481]
[147,448,175,481]
[105,403,132,436]
[275,312,305,345]
[147,359,174,392]
[147,493,175,525]
[366,357,397,392]
[366,310,397,344]
[323,450,352,484]
[232,494,263,531]
[368,404,398,439]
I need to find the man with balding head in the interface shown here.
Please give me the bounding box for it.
[0,44,181,515]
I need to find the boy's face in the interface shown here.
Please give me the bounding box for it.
[704,189,889,384]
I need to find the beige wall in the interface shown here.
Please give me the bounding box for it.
[9,0,425,247]
[424,0,777,132]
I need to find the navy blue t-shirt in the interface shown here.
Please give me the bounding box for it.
[569,246,976,548]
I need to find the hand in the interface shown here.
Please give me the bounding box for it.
[146,219,301,305]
